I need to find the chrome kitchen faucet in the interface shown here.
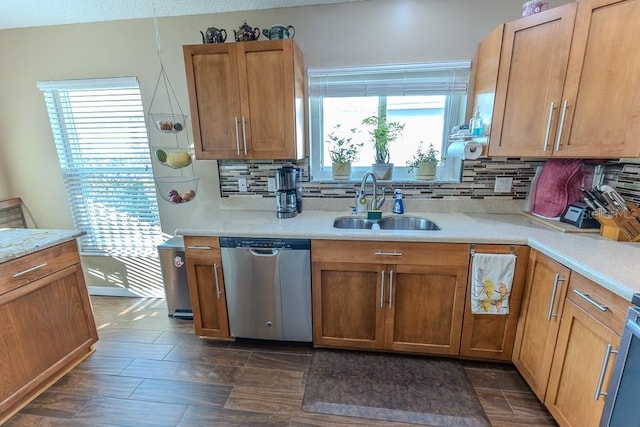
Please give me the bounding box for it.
[360,172,386,211]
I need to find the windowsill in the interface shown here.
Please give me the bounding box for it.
[310,178,459,184]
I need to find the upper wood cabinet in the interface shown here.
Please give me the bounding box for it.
[489,3,576,157]
[183,40,306,160]
[488,0,640,158]
[311,241,469,356]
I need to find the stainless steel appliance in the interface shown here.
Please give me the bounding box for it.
[275,166,301,218]
[600,293,640,426]
[157,236,193,319]
[219,237,312,342]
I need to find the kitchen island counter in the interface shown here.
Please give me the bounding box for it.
[0,228,84,263]
[176,210,640,302]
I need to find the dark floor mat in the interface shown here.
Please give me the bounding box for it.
[302,349,490,427]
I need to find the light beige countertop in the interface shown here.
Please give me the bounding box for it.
[0,228,83,263]
[176,210,640,302]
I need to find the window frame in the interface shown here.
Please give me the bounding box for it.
[37,77,163,257]
[308,61,470,182]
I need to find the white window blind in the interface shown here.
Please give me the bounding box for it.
[37,77,163,256]
[308,61,470,97]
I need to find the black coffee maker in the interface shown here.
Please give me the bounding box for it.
[275,166,302,218]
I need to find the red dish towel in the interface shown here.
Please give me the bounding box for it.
[532,158,583,218]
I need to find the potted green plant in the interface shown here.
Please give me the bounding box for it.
[361,104,405,180]
[407,142,440,180]
[326,125,362,180]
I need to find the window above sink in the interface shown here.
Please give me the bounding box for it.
[307,61,470,183]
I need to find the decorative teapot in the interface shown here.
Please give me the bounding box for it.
[262,25,295,40]
[200,27,227,44]
[234,21,260,42]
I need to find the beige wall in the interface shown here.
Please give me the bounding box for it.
[0,0,573,233]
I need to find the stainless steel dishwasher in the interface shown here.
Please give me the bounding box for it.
[219,237,312,342]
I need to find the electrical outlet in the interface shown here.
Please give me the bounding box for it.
[267,177,276,192]
[494,177,513,193]
[238,178,248,192]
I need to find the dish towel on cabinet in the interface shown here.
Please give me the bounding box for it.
[471,253,516,314]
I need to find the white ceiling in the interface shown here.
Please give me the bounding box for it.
[0,0,363,30]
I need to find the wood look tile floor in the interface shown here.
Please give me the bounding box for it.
[7,297,558,427]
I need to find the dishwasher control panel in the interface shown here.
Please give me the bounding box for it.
[219,237,310,250]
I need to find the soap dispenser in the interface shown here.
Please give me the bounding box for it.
[392,189,404,214]
[469,106,483,137]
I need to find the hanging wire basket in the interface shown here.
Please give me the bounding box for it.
[155,176,199,204]
[149,113,188,133]
[152,146,194,169]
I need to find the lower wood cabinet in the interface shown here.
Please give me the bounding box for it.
[460,244,530,361]
[184,236,230,339]
[311,240,470,355]
[513,250,571,400]
[544,272,626,427]
[0,240,98,424]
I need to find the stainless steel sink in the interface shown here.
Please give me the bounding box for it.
[332,217,374,229]
[332,216,441,231]
[378,216,441,230]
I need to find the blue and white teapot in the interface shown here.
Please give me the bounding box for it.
[234,21,260,42]
[262,25,295,40]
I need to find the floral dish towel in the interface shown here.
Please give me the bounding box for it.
[471,253,516,314]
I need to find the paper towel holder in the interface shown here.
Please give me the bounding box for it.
[463,140,488,160]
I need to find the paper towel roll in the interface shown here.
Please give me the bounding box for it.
[464,141,486,160]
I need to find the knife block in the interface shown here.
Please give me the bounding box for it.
[593,202,640,242]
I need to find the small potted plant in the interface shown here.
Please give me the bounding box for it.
[326,125,362,180]
[362,104,405,180]
[407,142,440,180]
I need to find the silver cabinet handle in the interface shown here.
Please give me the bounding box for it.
[547,273,565,321]
[214,263,222,299]
[543,101,556,152]
[13,262,47,278]
[594,344,617,400]
[241,116,248,155]
[555,99,568,151]
[374,251,403,256]
[187,245,212,250]
[388,270,394,308]
[234,116,241,155]
[573,289,609,312]
[380,270,385,308]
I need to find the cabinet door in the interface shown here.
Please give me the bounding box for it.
[184,240,230,339]
[555,0,640,158]
[460,245,530,361]
[545,300,620,427]
[237,40,300,159]
[0,264,97,416]
[513,250,570,401]
[312,261,385,350]
[385,263,468,355]
[183,44,243,159]
[489,4,576,157]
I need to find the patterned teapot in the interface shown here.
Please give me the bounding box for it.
[200,27,227,44]
[262,25,295,40]
[234,21,260,42]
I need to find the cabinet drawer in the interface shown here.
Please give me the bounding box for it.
[566,272,628,334]
[312,240,470,267]
[0,240,80,296]
[184,236,220,255]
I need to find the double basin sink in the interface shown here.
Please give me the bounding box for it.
[333,215,441,231]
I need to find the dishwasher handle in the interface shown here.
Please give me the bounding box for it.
[248,248,279,256]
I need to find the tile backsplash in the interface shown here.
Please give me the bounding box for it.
[218,158,640,203]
